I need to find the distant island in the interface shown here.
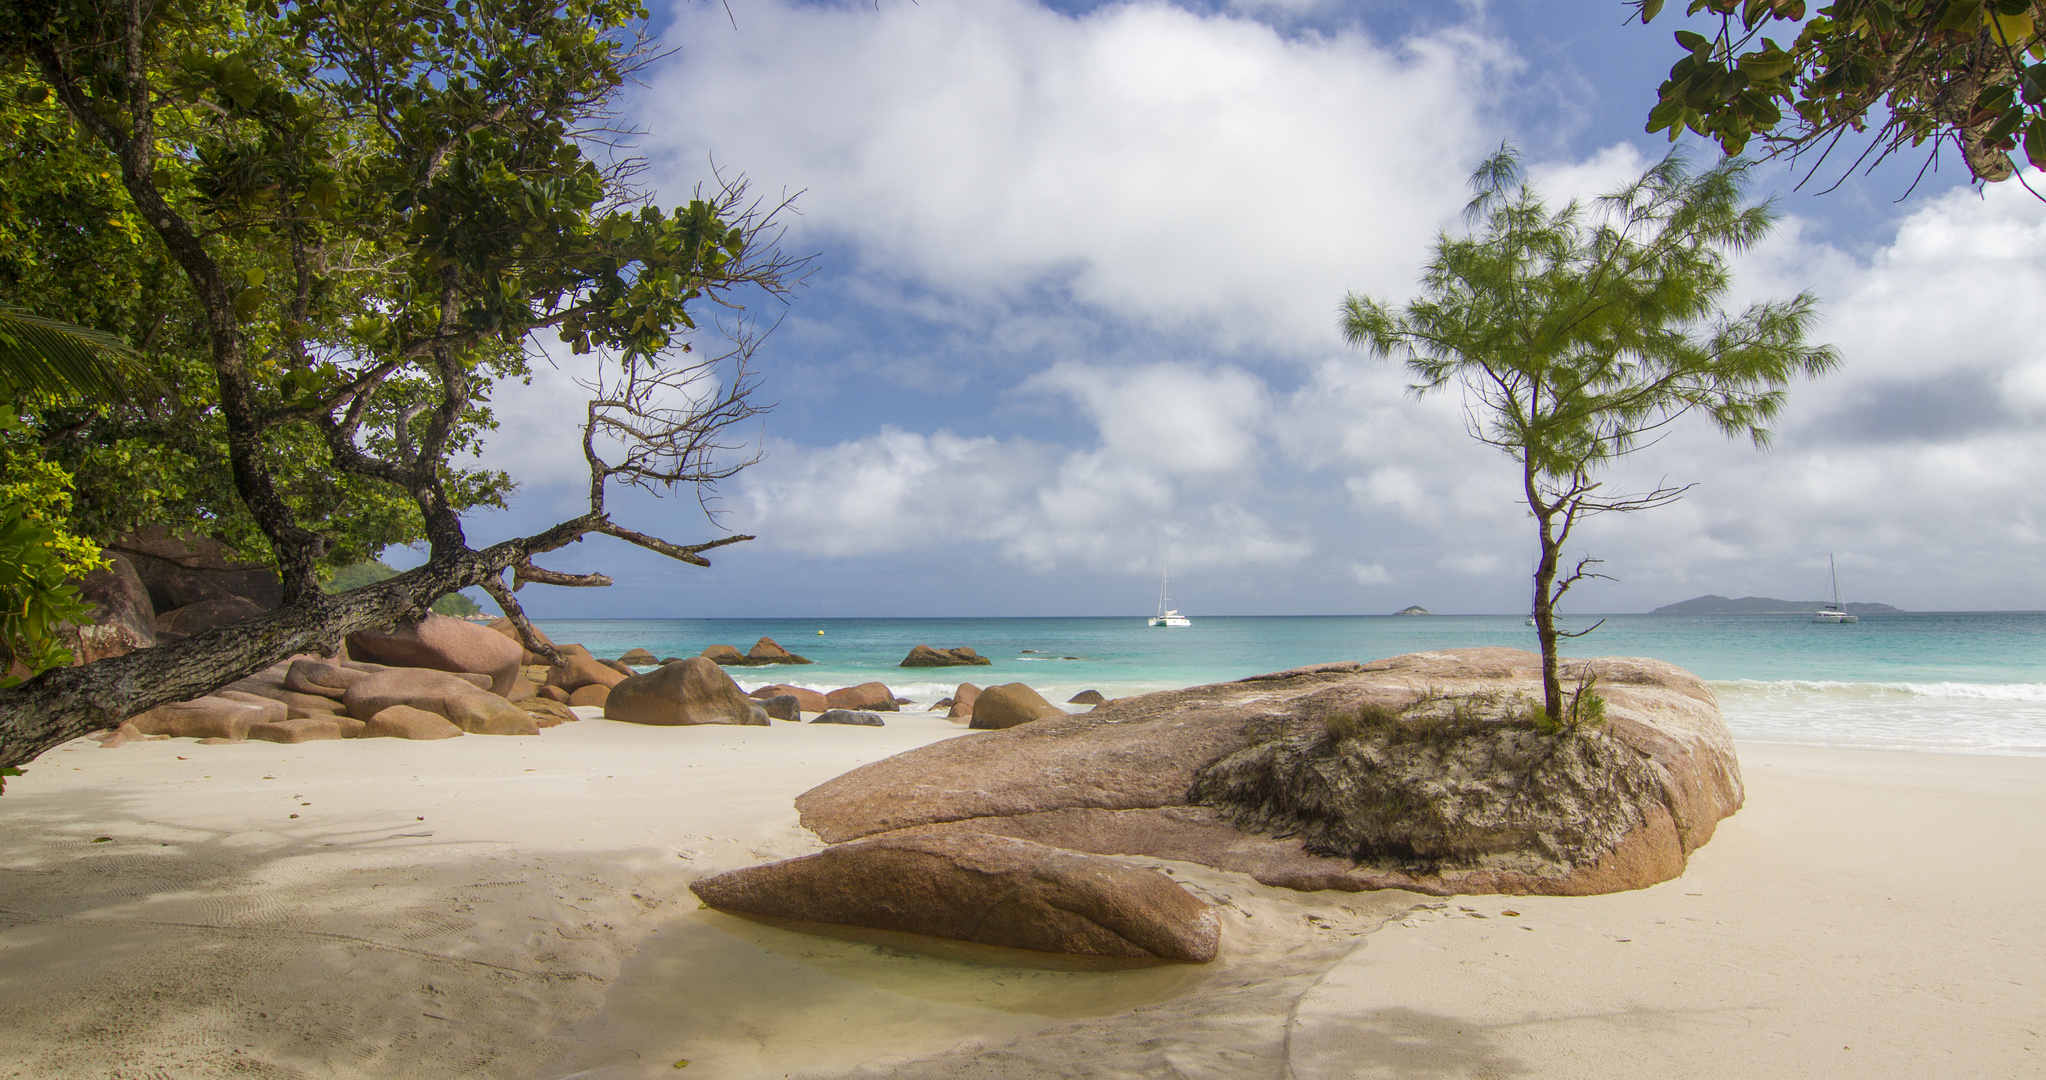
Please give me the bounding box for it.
[1393,605,1432,616]
[1651,595,1904,615]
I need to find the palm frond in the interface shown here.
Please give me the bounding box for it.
[0,306,145,402]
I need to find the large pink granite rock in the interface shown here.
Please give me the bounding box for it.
[485,617,556,664]
[793,649,1742,897]
[111,527,282,613]
[341,668,537,735]
[604,657,768,727]
[61,550,155,662]
[690,832,1219,962]
[347,613,524,696]
[546,645,628,693]
[128,694,286,741]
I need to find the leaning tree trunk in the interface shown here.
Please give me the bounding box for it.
[0,529,577,769]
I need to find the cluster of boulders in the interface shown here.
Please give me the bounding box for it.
[104,613,576,747]
[691,648,1746,963]
[740,680,913,726]
[42,528,280,675]
[926,682,1107,724]
[699,638,812,666]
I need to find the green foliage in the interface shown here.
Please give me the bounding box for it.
[324,560,485,617]
[0,53,497,570]
[1633,0,2046,183]
[0,306,146,402]
[1341,147,1834,723]
[0,502,93,684]
[0,0,786,586]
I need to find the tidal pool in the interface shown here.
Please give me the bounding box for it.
[544,909,1212,1078]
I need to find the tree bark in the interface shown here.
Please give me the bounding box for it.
[1526,458,1565,725]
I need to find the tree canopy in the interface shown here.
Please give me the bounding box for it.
[1341,147,1837,723]
[1634,0,2046,187]
[0,0,802,769]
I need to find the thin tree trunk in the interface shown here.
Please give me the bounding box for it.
[1526,461,1564,724]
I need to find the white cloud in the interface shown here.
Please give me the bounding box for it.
[1349,562,1392,585]
[1438,552,1505,576]
[1026,361,1268,475]
[728,360,1309,572]
[642,0,1512,351]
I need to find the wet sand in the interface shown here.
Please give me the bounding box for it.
[0,716,2038,1079]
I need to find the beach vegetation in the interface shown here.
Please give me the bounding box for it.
[1195,687,1664,872]
[1630,0,2046,188]
[325,561,483,617]
[0,306,149,684]
[1341,147,1836,727]
[0,0,804,772]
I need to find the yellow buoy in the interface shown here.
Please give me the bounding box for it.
[817,629,825,635]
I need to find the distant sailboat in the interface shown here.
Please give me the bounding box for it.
[1814,555,1858,624]
[1149,563,1190,628]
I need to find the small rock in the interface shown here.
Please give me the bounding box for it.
[899,645,994,668]
[947,683,982,719]
[813,709,885,727]
[522,698,577,727]
[746,637,812,664]
[969,684,1063,730]
[761,695,803,722]
[619,648,658,665]
[569,683,611,709]
[247,717,348,744]
[1067,689,1108,705]
[751,684,827,712]
[826,682,898,712]
[362,705,464,740]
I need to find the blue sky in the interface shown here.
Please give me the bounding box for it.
[443,0,2046,617]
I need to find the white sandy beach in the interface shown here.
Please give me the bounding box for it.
[0,713,2039,1079]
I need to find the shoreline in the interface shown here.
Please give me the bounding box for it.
[1,716,2039,1077]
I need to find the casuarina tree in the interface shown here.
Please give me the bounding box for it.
[1341,147,1837,725]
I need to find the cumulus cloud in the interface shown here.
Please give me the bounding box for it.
[728,360,1309,572]
[641,0,1511,351]
[470,0,2046,613]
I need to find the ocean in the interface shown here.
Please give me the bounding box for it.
[531,612,2046,757]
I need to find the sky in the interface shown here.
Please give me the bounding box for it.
[444,0,2046,618]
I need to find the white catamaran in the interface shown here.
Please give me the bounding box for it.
[1150,564,1190,627]
[1813,554,1858,624]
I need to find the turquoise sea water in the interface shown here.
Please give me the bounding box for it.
[533,613,2046,756]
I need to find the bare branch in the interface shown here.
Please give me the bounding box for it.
[594,526,752,568]
[513,562,615,589]
[477,574,563,665]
